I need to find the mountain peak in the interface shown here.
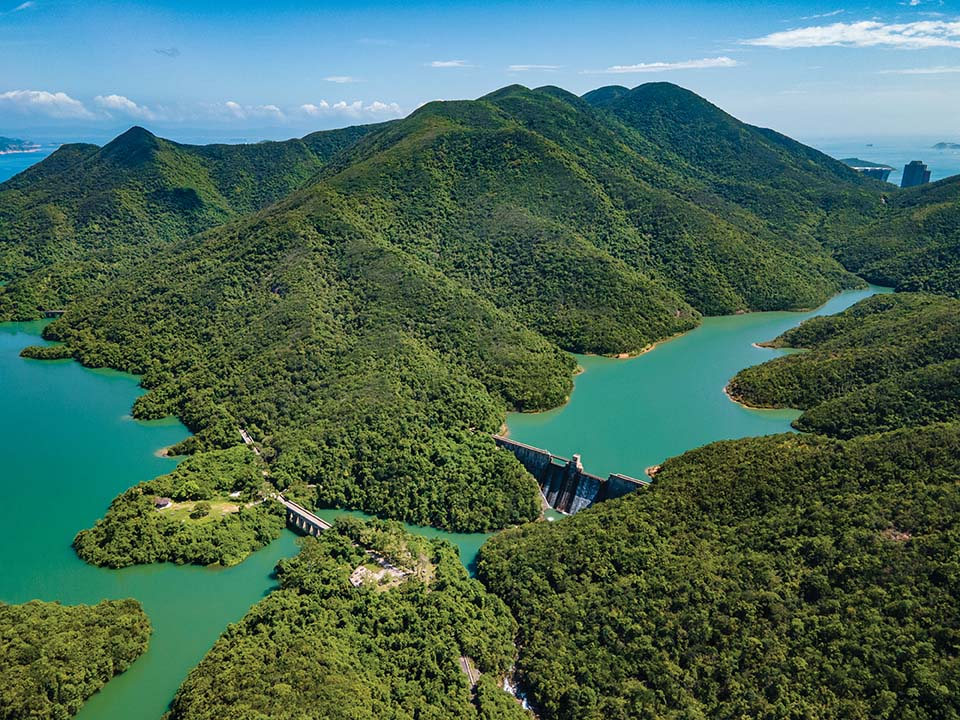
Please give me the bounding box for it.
[580,85,630,107]
[480,84,532,101]
[97,126,162,167]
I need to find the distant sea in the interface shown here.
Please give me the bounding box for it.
[807,137,960,186]
[0,148,55,183]
[2,135,959,187]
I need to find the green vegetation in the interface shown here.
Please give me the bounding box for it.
[0,598,151,720]
[74,447,285,567]
[20,344,72,360]
[3,83,895,545]
[832,175,960,297]
[166,519,530,720]
[478,424,960,720]
[728,293,960,436]
[6,81,960,717]
[0,124,377,318]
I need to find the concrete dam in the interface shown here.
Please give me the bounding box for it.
[493,435,648,514]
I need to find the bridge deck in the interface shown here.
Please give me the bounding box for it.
[278,495,333,532]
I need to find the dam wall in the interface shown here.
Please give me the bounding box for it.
[492,435,648,514]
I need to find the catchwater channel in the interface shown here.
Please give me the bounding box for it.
[0,283,888,718]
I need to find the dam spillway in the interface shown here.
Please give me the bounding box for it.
[492,435,648,514]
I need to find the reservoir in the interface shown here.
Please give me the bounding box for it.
[0,284,886,718]
[0,321,489,719]
[507,285,891,479]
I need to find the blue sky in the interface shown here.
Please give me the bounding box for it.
[2,0,959,142]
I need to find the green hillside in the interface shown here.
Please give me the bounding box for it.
[584,82,883,236]
[833,175,960,297]
[40,179,572,532]
[0,599,151,720]
[727,293,960,436]
[478,424,960,720]
[0,123,377,317]
[7,82,893,539]
[166,520,530,720]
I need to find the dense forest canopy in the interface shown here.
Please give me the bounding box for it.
[3,80,960,720]
[728,293,960,436]
[165,518,531,720]
[832,174,960,298]
[0,82,892,543]
[0,599,151,720]
[0,123,378,316]
[73,447,286,568]
[478,424,960,720]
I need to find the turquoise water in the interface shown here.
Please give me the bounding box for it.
[1,286,890,718]
[0,320,301,720]
[0,137,903,719]
[0,320,488,719]
[0,148,55,183]
[507,285,891,479]
[312,508,490,574]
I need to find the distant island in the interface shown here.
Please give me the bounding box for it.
[933,142,960,150]
[0,136,42,155]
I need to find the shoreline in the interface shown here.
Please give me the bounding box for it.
[509,328,692,424]
[0,148,43,156]
[721,382,790,412]
[503,286,869,430]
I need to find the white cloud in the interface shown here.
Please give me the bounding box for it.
[583,56,741,74]
[300,99,403,118]
[217,100,285,120]
[300,100,330,115]
[364,100,402,114]
[744,19,960,49]
[878,65,960,73]
[508,64,562,72]
[427,60,473,68]
[325,75,358,83]
[0,89,92,118]
[94,94,158,120]
[800,9,845,20]
[12,1,35,11]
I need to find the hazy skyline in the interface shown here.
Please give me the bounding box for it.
[2,0,960,142]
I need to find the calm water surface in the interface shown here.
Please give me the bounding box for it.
[0,149,56,182]
[0,143,897,718]
[0,321,487,719]
[0,321,300,720]
[507,285,892,479]
[1,287,889,718]
[808,137,960,186]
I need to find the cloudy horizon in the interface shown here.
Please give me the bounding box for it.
[2,0,959,142]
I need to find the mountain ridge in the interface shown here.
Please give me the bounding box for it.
[3,81,894,535]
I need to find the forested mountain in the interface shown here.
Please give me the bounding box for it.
[728,293,960,436]
[478,424,960,720]
[4,82,889,538]
[166,519,530,720]
[0,599,151,720]
[0,123,377,315]
[832,174,960,297]
[6,81,957,720]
